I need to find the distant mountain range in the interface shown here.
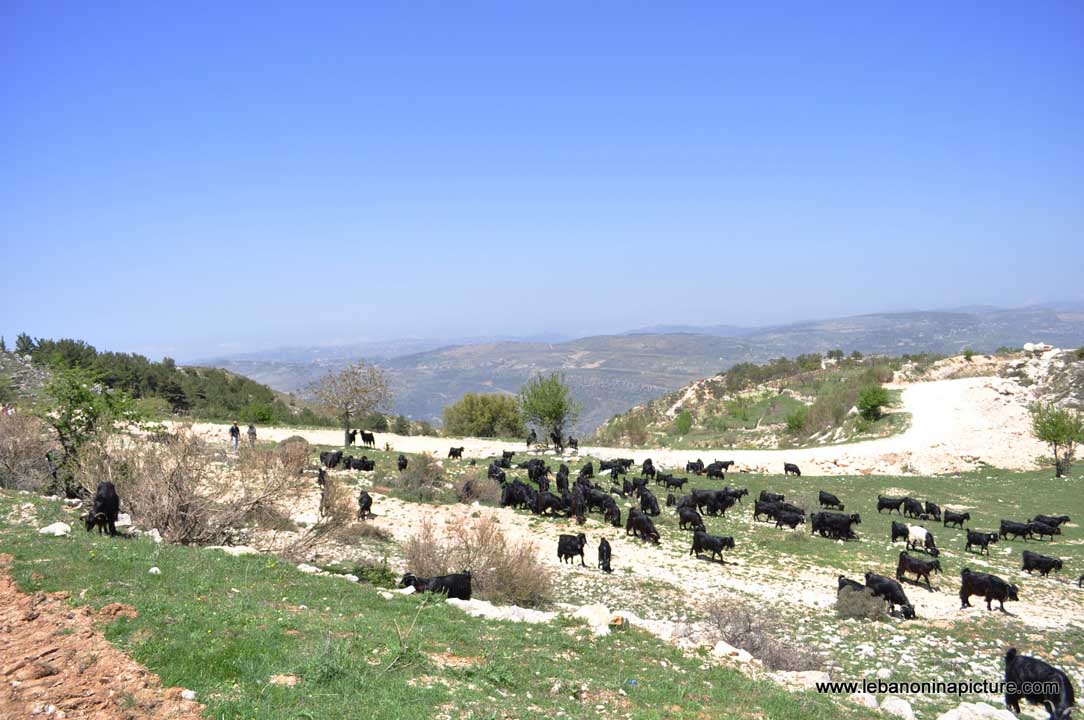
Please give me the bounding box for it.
[199,304,1084,433]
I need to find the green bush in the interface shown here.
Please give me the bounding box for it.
[857,384,890,421]
[443,393,525,438]
[785,407,808,434]
[674,410,693,435]
[963,348,976,362]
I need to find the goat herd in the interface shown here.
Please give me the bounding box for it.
[71,443,1078,719]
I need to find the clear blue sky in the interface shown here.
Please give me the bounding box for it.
[2,2,1082,360]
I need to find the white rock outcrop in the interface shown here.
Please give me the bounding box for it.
[38,522,71,537]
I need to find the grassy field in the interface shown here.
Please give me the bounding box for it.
[0,490,875,720]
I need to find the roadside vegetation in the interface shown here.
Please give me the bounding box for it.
[590,352,932,449]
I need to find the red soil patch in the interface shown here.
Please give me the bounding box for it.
[0,555,205,719]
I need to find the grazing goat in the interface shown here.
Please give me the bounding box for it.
[557,533,587,566]
[356,490,373,520]
[662,475,688,491]
[907,525,939,557]
[943,510,970,528]
[641,458,656,480]
[705,461,727,479]
[686,459,705,475]
[1004,647,1076,720]
[598,538,612,573]
[902,497,925,519]
[783,462,801,476]
[1028,521,1061,542]
[448,446,464,459]
[398,571,472,600]
[84,481,121,536]
[775,511,805,529]
[838,576,866,593]
[965,530,998,555]
[1031,514,1071,528]
[864,572,916,619]
[397,454,408,472]
[320,450,343,469]
[819,490,844,510]
[625,508,660,543]
[890,520,909,544]
[759,490,785,504]
[959,568,1018,611]
[1000,519,1032,541]
[526,429,537,447]
[665,493,676,507]
[896,551,941,590]
[678,507,706,532]
[924,501,942,521]
[1022,550,1063,577]
[811,512,861,540]
[689,531,734,562]
[877,495,906,514]
[360,431,376,448]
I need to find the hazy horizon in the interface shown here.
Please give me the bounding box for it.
[4,4,1082,361]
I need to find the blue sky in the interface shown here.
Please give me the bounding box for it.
[2,2,1082,360]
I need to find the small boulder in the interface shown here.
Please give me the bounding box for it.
[149,567,161,575]
[38,522,71,537]
[848,692,878,709]
[880,696,915,720]
[935,701,1017,720]
[296,564,320,574]
[711,641,753,664]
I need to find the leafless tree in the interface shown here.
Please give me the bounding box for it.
[308,361,393,446]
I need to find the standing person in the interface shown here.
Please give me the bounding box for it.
[247,424,257,448]
[229,421,240,450]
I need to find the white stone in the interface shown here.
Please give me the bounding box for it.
[208,545,260,556]
[848,692,878,709]
[880,696,915,720]
[296,563,320,574]
[395,585,416,595]
[343,574,359,583]
[574,604,613,636]
[148,567,161,575]
[114,513,132,528]
[378,590,394,600]
[446,597,557,624]
[935,701,1017,720]
[145,528,163,544]
[38,522,71,537]
[876,667,892,680]
[711,641,753,663]
[180,689,197,701]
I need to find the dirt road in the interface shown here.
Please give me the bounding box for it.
[192,376,1046,475]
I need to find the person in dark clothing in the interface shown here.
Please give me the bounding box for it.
[229,421,241,450]
[247,424,257,448]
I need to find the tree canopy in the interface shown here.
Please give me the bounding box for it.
[518,373,580,444]
[309,361,393,445]
[1030,402,1084,477]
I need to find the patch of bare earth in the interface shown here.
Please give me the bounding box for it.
[0,555,204,720]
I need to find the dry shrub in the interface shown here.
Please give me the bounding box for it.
[835,586,885,620]
[404,517,552,607]
[456,471,502,505]
[331,520,392,545]
[392,453,446,502]
[0,414,56,491]
[74,427,318,547]
[707,602,823,671]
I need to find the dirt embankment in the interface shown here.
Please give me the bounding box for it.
[190,375,1048,475]
[0,555,204,720]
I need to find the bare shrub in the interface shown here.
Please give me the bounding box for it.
[404,517,553,607]
[331,520,392,545]
[0,414,56,491]
[456,471,502,505]
[74,427,318,546]
[706,602,823,671]
[783,528,809,543]
[835,586,885,621]
[392,453,446,502]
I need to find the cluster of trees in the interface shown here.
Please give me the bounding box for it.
[12,335,333,426]
[440,373,581,443]
[1030,402,1084,477]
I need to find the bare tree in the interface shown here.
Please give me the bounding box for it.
[309,361,393,446]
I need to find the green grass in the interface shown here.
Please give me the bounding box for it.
[0,490,872,720]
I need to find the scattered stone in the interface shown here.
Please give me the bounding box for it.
[208,545,261,557]
[876,667,892,680]
[269,674,299,687]
[38,522,71,537]
[880,695,915,720]
[149,567,161,575]
[935,702,1017,720]
[446,597,556,624]
[711,641,753,664]
[848,692,878,709]
[180,689,197,701]
[296,564,320,574]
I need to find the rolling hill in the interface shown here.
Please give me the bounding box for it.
[204,305,1084,433]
